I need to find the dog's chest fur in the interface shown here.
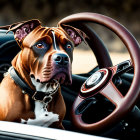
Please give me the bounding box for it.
[21,78,60,127]
[21,101,59,127]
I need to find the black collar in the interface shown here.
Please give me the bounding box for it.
[9,67,35,96]
[9,67,54,104]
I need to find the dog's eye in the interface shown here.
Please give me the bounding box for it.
[35,43,44,49]
[67,44,72,49]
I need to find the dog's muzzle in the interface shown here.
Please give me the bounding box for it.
[51,52,72,85]
[37,52,72,85]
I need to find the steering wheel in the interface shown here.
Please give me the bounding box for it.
[58,13,140,133]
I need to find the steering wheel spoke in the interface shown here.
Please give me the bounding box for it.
[100,81,123,106]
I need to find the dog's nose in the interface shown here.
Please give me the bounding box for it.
[53,53,69,66]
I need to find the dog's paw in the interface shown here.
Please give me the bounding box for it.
[43,112,59,127]
[21,119,27,124]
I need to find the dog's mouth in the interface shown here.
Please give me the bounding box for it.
[31,76,60,96]
[52,72,69,85]
[30,72,72,85]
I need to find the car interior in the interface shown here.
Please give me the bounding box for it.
[0,13,140,139]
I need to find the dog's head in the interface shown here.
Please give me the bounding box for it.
[8,19,85,85]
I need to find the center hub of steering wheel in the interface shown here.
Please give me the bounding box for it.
[81,69,109,96]
[85,71,104,88]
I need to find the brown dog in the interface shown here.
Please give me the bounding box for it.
[0,19,84,129]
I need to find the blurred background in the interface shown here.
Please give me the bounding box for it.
[0,0,139,73]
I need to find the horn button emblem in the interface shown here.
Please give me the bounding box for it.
[86,72,104,88]
[81,69,109,96]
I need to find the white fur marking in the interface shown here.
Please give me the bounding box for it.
[21,78,60,127]
[21,101,59,127]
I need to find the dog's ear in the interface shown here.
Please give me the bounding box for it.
[8,19,41,47]
[61,24,87,47]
